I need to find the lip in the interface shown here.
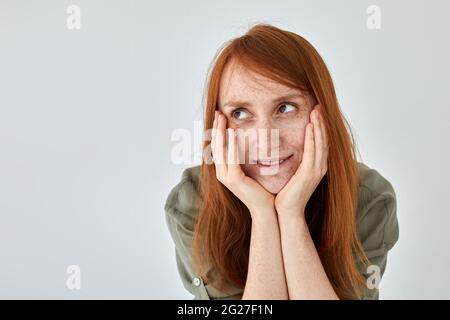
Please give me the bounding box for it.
[256,154,293,167]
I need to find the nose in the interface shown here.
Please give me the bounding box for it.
[255,118,280,159]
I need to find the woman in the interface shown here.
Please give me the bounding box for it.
[165,23,399,300]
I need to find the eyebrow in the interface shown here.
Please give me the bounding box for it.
[221,93,306,109]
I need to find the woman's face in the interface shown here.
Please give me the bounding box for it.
[218,63,317,194]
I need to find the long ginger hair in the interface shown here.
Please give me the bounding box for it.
[192,23,370,299]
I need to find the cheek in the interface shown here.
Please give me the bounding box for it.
[283,131,304,149]
[280,119,309,150]
[235,126,258,162]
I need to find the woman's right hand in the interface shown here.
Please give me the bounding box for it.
[211,110,275,217]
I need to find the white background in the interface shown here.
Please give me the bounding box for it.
[0,0,449,299]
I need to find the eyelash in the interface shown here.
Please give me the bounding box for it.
[230,102,298,120]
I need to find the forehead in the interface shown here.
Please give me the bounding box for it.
[218,62,301,104]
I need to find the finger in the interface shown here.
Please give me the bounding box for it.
[211,110,218,151]
[215,113,228,173]
[302,122,315,170]
[312,109,325,171]
[316,110,329,172]
[319,114,330,172]
[227,128,241,176]
[318,111,329,148]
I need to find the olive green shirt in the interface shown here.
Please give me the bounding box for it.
[164,162,399,300]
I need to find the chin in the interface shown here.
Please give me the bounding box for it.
[255,174,291,195]
[242,158,299,195]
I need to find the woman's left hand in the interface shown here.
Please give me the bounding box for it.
[274,104,329,218]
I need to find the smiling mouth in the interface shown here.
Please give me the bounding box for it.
[256,154,293,167]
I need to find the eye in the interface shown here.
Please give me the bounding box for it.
[231,109,250,120]
[278,103,297,114]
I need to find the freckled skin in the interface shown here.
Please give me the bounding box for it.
[218,62,317,194]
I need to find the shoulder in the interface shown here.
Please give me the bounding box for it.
[354,162,400,299]
[357,162,396,202]
[356,161,399,258]
[165,162,400,247]
[164,165,209,299]
[164,165,242,299]
[164,165,202,228]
